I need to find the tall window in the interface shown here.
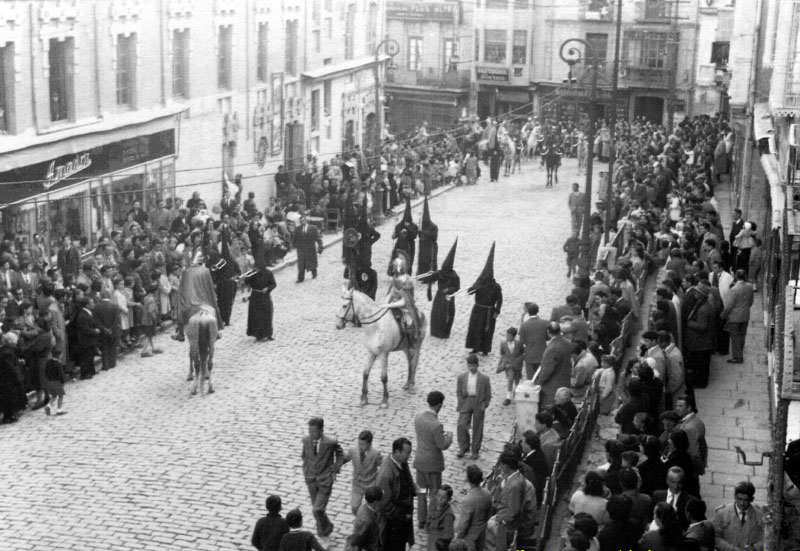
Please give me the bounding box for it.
[586,33,608,64]
[172,29,189,98]
[344,5,355,60]
[444,38,458,72]
[366,2,378,55]
[313,30,321,53]
[257,23,268,82]
[512,30,527,64]
[408,37,423,71]
[0,44,11,133]
[116,34,136,107]
[710,41,730,67]
[324,17,332,39]
[475,29,480,61]
[48,37,74,122]
[639,34,668,68]
[484,30,506,63]
[218,26,232,90]
[285,20,298,76]
[311,89,320,131]
[323,80,331,138]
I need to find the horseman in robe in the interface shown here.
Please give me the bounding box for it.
[381,253,421,347]
[171,248,222,342]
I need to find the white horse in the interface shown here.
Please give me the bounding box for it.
[335,288,427,408]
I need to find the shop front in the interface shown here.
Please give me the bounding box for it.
[536,83,630,126]
[0,129,176,253]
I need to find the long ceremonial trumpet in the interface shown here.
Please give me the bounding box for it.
[446,288,476,300]
[232,269,258,281]
[412,271,434,281]
[210,258,227,271]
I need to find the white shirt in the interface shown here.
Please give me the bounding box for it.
[467,372,478,396]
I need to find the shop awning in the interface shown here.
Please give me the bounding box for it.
[0,105,186,173]
[301,55,389,80]
[753,102,774,141]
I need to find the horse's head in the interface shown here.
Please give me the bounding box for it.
[335,286,355,330]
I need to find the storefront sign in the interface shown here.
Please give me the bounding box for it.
[476,67,509,83]
[387,1,456,22]
[44,153,91,190]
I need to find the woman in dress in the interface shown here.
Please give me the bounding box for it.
[245,256,277,342]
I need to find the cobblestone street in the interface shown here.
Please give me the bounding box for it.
[0,159,592,550]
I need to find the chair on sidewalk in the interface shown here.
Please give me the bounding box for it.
[324,208,341,232]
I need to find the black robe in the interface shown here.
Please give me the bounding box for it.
[423,270,459,339]
[465,281,503,353]
[389,222,418,275]
[215,253,239,326]
[417,223,438,276]
[246,269,276,340]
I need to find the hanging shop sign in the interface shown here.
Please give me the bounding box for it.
[476,67,509,83]
[386,1,456,23]
[44,153,92,190]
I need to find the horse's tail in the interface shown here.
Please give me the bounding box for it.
[198,320,210,364]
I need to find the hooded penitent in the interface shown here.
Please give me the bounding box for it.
[389,197,418,275]
[417,195,438,275]
[472,241,495,288]
[402,196,413,224]
[441,237,457,274]
[342,198,359,278]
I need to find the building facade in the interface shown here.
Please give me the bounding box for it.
[384,0,472,135]
[0,0,385,252]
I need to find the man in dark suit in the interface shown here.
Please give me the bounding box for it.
[301,417,344,538]
[535,322,573,410]
[74,296,102,380]
[294,214,324,283]
[651,466,697,531]
[456,354,492,459]
[713,481,764,551]
[520,430,549,506]
[57,235,81,282]
[684,497,715,551]
[0,260,23,297]
[412,390,453,528]
[455,465,492,551]
[93,290,121,370]
[549,295,577,323]
[377,437,415,551]
[518,302,548,380]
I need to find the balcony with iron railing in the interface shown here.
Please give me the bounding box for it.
[634,0,675,23]
[386,68,471,90]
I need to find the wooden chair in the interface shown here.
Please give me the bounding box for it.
[324,208,341,232]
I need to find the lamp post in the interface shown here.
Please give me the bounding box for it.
[372,38,399,224]
[560,38,599,275]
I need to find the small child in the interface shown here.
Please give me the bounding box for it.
[157,269,172,321]
[168,265,182,317]
[277,509,326,551]
[43,349,66,416]
[563,235,580,278]
[496,327,523,406]
[427,484,455,551]
[113,277,131,348]
[140,282,162,358]
[594,354,617,415]
[251,495,289,551]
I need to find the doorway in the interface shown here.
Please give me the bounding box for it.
[633,96,665,124]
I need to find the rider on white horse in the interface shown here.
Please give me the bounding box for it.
[381,254,421,346]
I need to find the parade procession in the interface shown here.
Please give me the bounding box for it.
[1,1,797,551]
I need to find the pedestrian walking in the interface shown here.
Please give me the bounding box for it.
[721,269,754,364]
[568,183,585,236]
[413,390,453,528]
[563,235,580,279]
[344,430,383,516]
[251,495,289,551]
[534,322,573,410]
[301,417,344,539]
[73,296,101,380]
[497,327,523,406]
[245,256,277,342]
[456,354,492,459]
[465,243,502,355]
[377,437,416,551]
[294,215,324,283]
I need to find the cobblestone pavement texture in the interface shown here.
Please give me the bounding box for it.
[0,159,590,550]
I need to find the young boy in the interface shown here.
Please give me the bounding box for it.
[563,235,580,278]
[251,495,289,551]
[140,282,162,358]
[278,510,327,551]
[497,327,523,406]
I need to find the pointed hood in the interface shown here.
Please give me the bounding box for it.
[343,197,357,229]
[359,195,370,229]
[472,242,495,287]
[441,238,457,273]
[402,197,413,224]
[421,196,433,229]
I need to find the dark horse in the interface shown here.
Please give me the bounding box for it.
[543,143,562,188]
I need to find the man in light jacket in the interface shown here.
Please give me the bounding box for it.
[720,269,754,364]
